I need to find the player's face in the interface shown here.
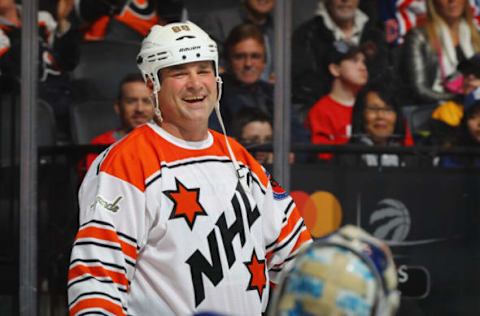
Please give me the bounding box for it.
[116,81,154,131]
[434,0,466,23]
[336,52,368,87]
[246,0,275,15]
[363,91,397,145]
[467,112,480,143]
[158,61,217,135]
[230,38,266,85]
[326,0,359,24]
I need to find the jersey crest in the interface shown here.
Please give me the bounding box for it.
[164,178,207,230]
[244,250,267,299]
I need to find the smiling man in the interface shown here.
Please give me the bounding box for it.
[209,23,271,132]
[67,21,311,316]
[209,23,309,147]
[84,73,155,171]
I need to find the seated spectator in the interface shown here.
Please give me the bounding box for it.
[0,0,80,141]
[339,80,414,167]
[83,73,154,171]
[402,0,480,105]
[196,0,275,81]
[430,53,480,146]
[305,40,368,160]
[232,107,273,165]
[211,23,309,145]
[441,100,480,168]
[75,0,186,41]
[291,0,388,118]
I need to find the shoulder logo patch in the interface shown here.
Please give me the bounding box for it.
[91,196,123,213]
[270,177,288,200]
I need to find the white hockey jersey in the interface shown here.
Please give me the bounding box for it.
[68,123,311,315]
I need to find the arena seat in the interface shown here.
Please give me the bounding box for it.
[72,40,141,101]
[402,104,438,138]
[70,100,119,144]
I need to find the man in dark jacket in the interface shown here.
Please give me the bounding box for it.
[210,23,309,145]
[291,0,388,119]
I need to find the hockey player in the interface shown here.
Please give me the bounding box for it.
[67,21,311,315]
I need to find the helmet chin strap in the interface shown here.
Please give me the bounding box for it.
[152,77,163,123]
[153,92,163,122]
[213,76,249,193]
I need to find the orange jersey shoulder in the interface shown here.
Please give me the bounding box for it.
[99,125,270,191]
[98,125,161,192]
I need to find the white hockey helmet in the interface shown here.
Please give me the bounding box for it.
[137,21,219,95]
[269,225,400,316]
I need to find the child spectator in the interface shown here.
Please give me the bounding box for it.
[232,107,273,165]
[441,100,480,168]
[82,73,154,172]
[291,0,388,117]
[430,53,480,146]
[305,40,368,160]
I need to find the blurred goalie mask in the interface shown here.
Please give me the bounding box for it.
[269,225,400,316]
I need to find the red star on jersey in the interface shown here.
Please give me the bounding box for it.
[164,178,207,230]
[244,250,267,300]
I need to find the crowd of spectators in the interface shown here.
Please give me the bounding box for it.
[3,0,480,168]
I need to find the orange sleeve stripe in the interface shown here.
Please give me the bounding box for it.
[68,264,129,287]
[70,297,125,316]
[290,229,312,254]
[276,208,302,244]
[76,227,137,260]
[265,215,311,260]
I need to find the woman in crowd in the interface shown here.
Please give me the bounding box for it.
[339,81,414,167]
[403,0,480,105]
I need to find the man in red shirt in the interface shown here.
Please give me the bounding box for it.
[84,73,154,170]
[306,40,369,160]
